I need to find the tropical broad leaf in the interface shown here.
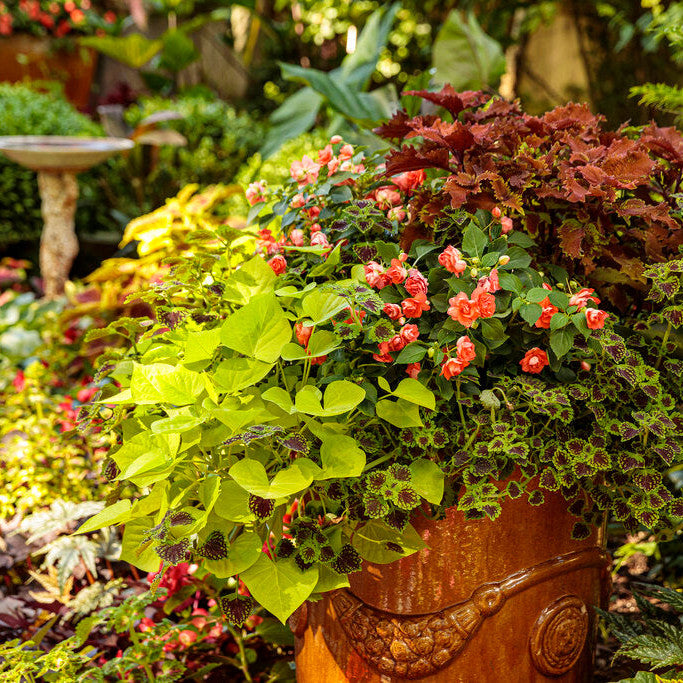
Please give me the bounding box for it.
[261,88,323,159]
[79,34,162,68]
[432,10,506,91]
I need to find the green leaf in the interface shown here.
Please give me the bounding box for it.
[79,34,162,68]
[220,293,291,363]
[262,88,324,158]
[280,62,385,122]
[432,10,506,90]
[392,378,435,409]
[339,2,399,89]
[202,530,262,578]
[497,272,523,294]
[527,287,550,303]
[120,517,161,573]
[222,256,277,305]
[261,387,294,414]
[280,331,339,361]
[500,246,532,270]
[520,303,542,326]
[229,458,321,499]
[549,313,570,331]
[550,328,576,359]
[352,521,427,564]
[394,343,427,364]
[301,290,349,326]
[461,223,488,258]
[313,565,350,593]
[131,363,205,405]
[547,290,569,309]
[318,434,365,479]
[159,29,199,73]
[184,327,221,364]
[409,459,445,504]
[294,381,365,417]
[376,398,422,428]
[75,500,131,535]
[213,358,274,393]
[480,318,507,342]
[214,480,256,523]
[241,554,319,623]
[151,415,202,435]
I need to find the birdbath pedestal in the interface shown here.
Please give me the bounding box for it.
[0,136,134,299]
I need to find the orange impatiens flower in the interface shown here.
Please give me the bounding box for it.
[447,292,479,327]
[267,254,286,275]
[402,292,431,318]
[440,355,468,380]
[438,245,467,276]
[585,308,609,329]
[520,347,549,374]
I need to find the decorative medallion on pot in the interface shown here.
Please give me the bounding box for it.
[529,595,590,677]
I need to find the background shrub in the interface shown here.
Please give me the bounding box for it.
[0,83,106,246]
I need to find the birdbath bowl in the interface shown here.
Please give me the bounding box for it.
[0,136,134,299]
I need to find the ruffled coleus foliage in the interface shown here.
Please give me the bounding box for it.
[375,85,683,310]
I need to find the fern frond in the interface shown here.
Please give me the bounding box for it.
[616,625,683,669]
[630,84,683,120]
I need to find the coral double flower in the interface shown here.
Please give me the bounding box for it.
[447,288,496,327]
[440,335,476,379]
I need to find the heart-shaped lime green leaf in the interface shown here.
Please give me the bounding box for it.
[213,358,274,393]
[261,387,295,413]
[294,380,365,416]
[220,293,291,363]
[392,378,436,409]
[229,458,321,499]
[214,480,256,522]
[376,398,422,428]
[241,554,319,623]
[300,290,348,326]
[75,500,131,535]
[409,459,445,504]
[318,434,365,479]
[131,363,205,405]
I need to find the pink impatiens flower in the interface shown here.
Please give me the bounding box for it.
[245,180,267,206]
[290,155,320,187]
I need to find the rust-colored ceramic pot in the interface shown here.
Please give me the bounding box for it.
[0,36,97,110]
[293,488,610,682]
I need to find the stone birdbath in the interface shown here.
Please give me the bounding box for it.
[0,136,134,299]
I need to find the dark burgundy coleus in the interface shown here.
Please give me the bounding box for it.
[375,84,683,310]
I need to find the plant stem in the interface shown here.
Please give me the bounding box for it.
[129,622,155,682]
[228,625,253,682]
[655,320,672,370]
[455,379,467,429]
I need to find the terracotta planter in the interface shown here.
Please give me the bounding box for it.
[293,487,610,682]
[0,35,97,110]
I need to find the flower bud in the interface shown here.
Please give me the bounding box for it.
[580,361,591,372]
[492,206,502,219]
[498,254,510,266]
[427,347,435,358]
[470,268,478,278]
[471,257,480,265]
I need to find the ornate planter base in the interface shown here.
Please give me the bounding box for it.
[294,490,610,682]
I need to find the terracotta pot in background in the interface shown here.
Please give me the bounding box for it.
[0,35,97,110]
[293,488,610,682]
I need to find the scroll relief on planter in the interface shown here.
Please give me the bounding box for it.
[320,547,606,680]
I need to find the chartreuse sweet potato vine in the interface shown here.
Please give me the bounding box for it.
[79,134,682,627]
